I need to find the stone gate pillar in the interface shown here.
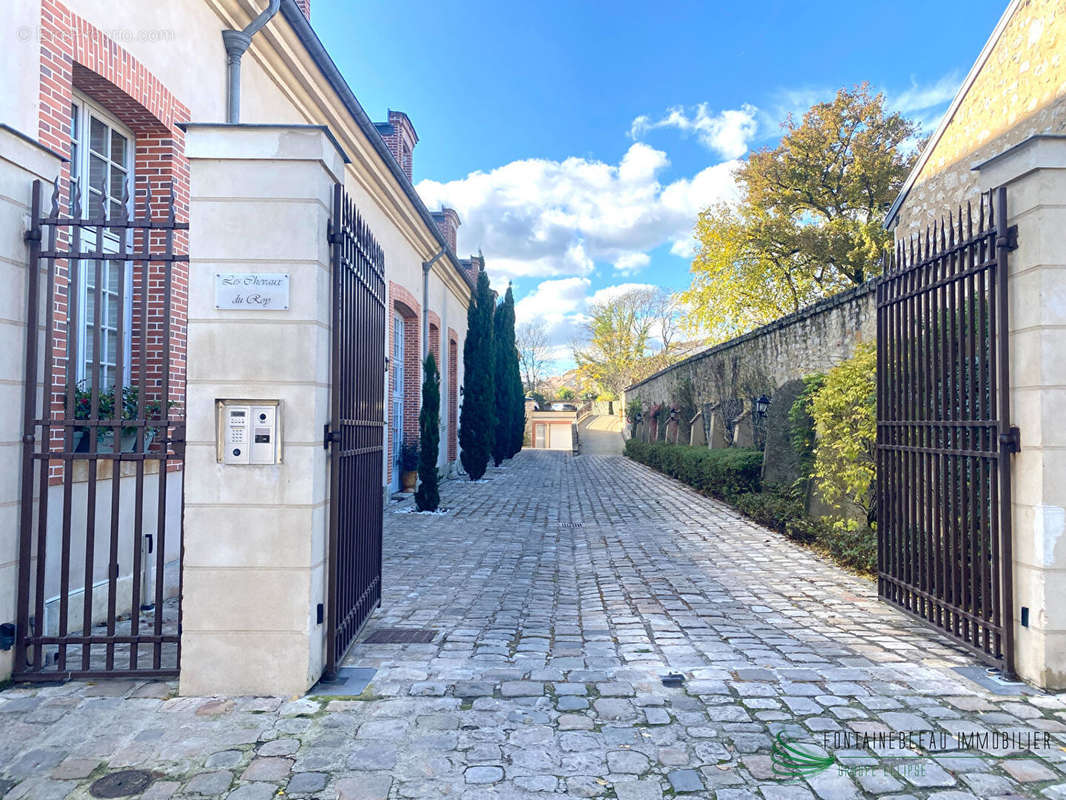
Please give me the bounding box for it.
[179,125,345,695]
[976,135,1066,689]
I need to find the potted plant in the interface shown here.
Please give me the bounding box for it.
[71,383,171,453]
[399,440,419,492]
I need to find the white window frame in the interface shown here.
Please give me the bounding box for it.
[70,93,135,388]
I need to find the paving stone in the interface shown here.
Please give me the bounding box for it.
[607,749,651,774]
[184,770,234,795]
[644,707,671,725]
[141,781,180,800]
[567,775,608,797]
[205,750,244,768]
[336,774,391,800]
[667,768,703,792]
[241,756,292,781]
[225,784,277,800]
[1001,758,1058,782]
[558,713,594,730]
[286,771,328,794]
[613,778,664,800]
[49,757,99,779]
[256,737,298,757]
[464,765,504,784]
[346,743,398,771]
[558,695,589,711]
[593,698,634,719]
[500,681,543,697]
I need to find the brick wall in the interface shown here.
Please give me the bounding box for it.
[35,0,190,482]
[895,0,1066,238]
[430,208,460,253]
[388,282,421,484]
[294,0,311,19]
[427,312,441,365]
[378,111,417,183]
[447,331,458,462]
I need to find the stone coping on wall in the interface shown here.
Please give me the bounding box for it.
[626,279,879,393]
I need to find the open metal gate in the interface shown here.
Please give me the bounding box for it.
[15,179,187,680]
[876,186,1017,674]
[323,184,386,679]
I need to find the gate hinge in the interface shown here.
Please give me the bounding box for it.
[998,224,1019,252]
[23,226,41,244]
[323,423,339,450]
[999,426,1021,453]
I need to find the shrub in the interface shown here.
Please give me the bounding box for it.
[624,440,762,501]
[400,441,419,472]
[811,343,877,531]
[787,373,825,488]
[416,353,441,512]
[460,266,495,480]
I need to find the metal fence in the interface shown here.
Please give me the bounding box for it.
[876,186,1017,674]
[323,184,386,679]
[15,178,187,680]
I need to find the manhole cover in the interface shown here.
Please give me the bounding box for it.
[89,770,152,798]
[363,628,436,644]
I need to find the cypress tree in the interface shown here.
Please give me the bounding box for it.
[459,265,495,480]
[507,295,525,457]
[492,287,517,466]
[415,353,441,511]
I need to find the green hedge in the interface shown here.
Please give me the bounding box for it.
[624,440,762,501]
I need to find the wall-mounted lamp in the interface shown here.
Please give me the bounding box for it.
[754,394,771,417]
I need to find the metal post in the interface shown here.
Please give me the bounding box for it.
[994,185,1017,679]
[15,180,43,675]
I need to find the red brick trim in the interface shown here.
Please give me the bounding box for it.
[36,0,190,483]
[447,328,459,463]
[427,311,441,366]
[387,281,421,486]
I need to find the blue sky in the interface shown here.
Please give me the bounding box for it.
[314,0,1006,369]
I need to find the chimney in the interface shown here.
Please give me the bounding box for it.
[294,0,310,19]
[430,208,461,253]
[375,110,418,182]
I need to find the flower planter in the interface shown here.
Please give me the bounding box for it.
[401,470,418,493]
[73,427,158,454]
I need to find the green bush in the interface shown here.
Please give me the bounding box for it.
[811,343,877,531]
[624,440,762,501]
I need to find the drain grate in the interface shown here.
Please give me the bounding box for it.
[363,628,437,644]
[89,770,153,798]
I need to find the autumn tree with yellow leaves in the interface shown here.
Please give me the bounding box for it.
[682,85,920,339]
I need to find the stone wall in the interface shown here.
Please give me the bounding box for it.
[894,0,1066,239]
[624,281,877,441]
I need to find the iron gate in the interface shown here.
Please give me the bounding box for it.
[323,184,386,678]
[15,179,187,680]
[876,186,1017,673]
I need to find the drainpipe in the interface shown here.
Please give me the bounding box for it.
[422,250,445,361]
[222,0,281,123]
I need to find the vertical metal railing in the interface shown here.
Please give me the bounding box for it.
[876,188,1017,674]
[324,184,386,680]
[14,178,188,680]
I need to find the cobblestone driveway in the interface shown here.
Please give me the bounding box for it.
[2,451,1064,800]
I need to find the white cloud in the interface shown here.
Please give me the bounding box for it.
[888,72,962,116]
[416,144,740,285]
[513,278,669,370]
[758,71,963,141]
[613,252,650,274]
[629,104,759,159]
[588,282,658,307]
